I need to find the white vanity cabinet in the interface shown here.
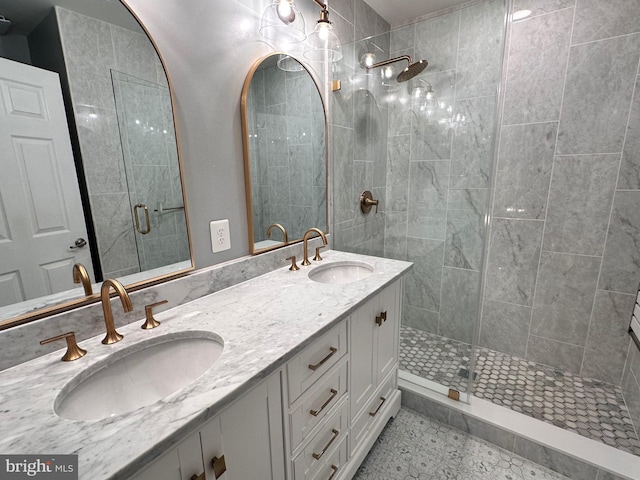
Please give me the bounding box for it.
[284,278,403,480]
[133,277,404,480]
[348,279,402,468]
[131,371,285,480]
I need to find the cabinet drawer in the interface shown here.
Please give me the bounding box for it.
[287,322,347,403]
[350,368,397,454]
[293,401,348,480]
[290,361,348,450]
[309,437,348,480]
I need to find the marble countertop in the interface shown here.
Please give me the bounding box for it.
[0,251,411,479]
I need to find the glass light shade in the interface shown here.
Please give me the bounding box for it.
[303,21,342,62]
[259,0,306,43]
[277,54,304,72]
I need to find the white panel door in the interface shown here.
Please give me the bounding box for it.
[0,57,93,306]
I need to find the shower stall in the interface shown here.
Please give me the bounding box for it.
[332,0,640,459]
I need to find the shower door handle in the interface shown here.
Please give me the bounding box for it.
[134,203,151,234]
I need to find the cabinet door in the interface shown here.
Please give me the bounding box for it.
[178,433,207,480]
[201,373,285,480]
[349,294,377,420]
[130,448,182,480]
[376,280,400,382]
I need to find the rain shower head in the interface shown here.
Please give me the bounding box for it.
[366,55,428,83]
[397,59,428,82]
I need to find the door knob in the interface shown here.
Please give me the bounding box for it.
[69,238,87,249]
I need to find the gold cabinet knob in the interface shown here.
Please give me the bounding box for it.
[141,300,168,329]
[40,332,87,362]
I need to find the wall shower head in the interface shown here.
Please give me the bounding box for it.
[366,55,428,83]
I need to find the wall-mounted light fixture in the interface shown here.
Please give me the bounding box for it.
[303,1,342,62]
[259,0,342,62]
[259,0,306,43]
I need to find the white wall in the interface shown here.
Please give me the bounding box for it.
[123,0,326,269]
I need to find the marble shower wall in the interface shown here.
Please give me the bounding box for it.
[482,0,640,395]
[246,63,326,243]
[378,0,506,349]
[329,0,390,257]
[54,7,171,278]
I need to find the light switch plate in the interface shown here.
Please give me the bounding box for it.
[210,219,231,253]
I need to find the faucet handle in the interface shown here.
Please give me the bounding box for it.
[286,256,300,271]
[313,245,326,261]
[141,300,168,329]
[360,190,379,214]
[40,332,87,362]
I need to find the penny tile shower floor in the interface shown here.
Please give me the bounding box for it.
[400,326,640,456]
[353,408,568,480]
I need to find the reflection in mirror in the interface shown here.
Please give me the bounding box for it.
[0,1,191,327]
[242,54,328,255]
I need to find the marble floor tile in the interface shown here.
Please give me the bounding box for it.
[353,408,569,480]
[400,326,640,456]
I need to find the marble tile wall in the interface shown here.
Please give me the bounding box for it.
[329,0,390,258]
[482,0,640,387]
[55,7,179,279]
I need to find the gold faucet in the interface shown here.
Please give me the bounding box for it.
[302,228,328,266]
[266,223,288,244]
[72,263,93,296]
[100,279,132,345]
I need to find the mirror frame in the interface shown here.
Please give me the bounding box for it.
[241,52,329,255]
[0,0,193,331]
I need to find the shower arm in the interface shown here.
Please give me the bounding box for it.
[366,55,412,71]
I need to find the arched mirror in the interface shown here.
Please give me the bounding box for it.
[241,53,328,254]
[0,0,192,328]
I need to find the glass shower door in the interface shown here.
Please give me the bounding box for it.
[332,0,508,403]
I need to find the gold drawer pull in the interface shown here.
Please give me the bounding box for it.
[327,465,339,480]
[312,429,340,460]
[211,455,227,479]
[190,474,205,480]
[369,396,386,417]
[310,388,338,417]
[308,346,338,371]
[375,311,387,326]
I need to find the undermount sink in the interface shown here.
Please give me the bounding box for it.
[55,332,224,421]
[308,261,374,284]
